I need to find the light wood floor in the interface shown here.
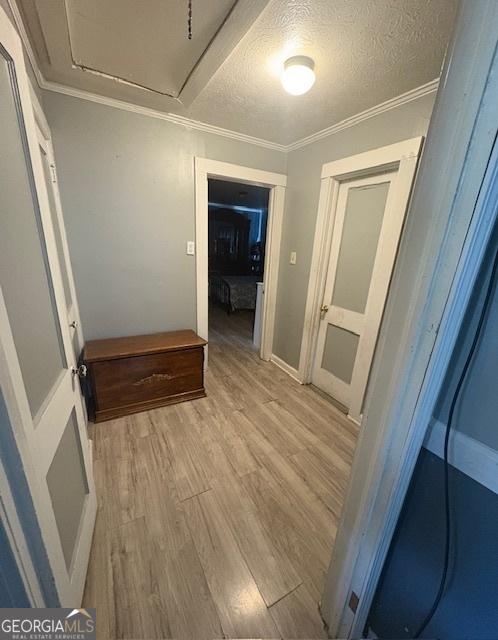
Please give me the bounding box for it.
[84,305,359,639]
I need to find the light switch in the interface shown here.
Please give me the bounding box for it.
[290,251,297,265]
[187,241,195,255]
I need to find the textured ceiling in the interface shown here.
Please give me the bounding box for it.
[179,0,457,143]
[65,0,236,97]
[18,0,457,145]
[17,0,269,109]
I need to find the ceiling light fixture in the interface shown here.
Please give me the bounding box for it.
[281,56,315,95]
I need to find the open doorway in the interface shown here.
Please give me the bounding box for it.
[194,158,287,364]
[208,178,270,351]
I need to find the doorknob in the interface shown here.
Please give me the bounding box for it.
[72,364,87,379]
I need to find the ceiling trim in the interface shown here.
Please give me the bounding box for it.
[40,76,439,153]
[39,77,288,152]
[8,0,439,154]
[286,79,440,152]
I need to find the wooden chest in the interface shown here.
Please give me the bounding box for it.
[83,330,207,422]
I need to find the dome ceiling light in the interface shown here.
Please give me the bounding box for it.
[280,56,316,96]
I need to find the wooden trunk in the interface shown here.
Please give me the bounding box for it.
[83,330,207,422]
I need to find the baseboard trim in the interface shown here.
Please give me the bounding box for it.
[424,418,498,495]
[270,354,303,384]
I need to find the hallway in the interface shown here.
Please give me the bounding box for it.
[84,306,359,639]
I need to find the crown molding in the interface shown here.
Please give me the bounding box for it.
[8,0,439,154]
[286,78,439,151]
[40,77,438,154]
[39,78,288,152]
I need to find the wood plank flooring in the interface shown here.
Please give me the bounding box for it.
[84,305,359,639]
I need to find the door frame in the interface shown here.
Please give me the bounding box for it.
[299,137,423,421]
[319,1,498,635]
[194,158,286,360]
[30,86,85,357]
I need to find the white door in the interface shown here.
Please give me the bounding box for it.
[311,139,422,423]
[34,109,85,362]
[0,5,96,606]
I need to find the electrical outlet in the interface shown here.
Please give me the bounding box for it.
[290,251,297,265]
[186,241,195,255]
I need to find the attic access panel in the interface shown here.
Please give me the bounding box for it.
[16,0,268,109]
[64,0,236,98]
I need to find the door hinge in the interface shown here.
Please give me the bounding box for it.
[349,590,359,613]
[50,164,57,183]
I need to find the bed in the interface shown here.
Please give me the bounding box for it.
[209,274,260,312]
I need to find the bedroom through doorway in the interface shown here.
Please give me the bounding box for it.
[208,178,270,352]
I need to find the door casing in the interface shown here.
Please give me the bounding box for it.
[31,87,85,360]
[301,137,423,423]
[194,158,286,363]
[311,169,398,409]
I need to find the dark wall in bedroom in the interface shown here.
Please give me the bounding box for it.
[208,179,269,277]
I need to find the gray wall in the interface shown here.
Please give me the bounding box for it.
[43,87,433,353]
[42,92,286,340]
[272,93,435,369]
[434,240,498,450]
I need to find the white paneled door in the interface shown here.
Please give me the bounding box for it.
[310,138,422,423]
[34,111,85,364]
[0,6,96,606]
